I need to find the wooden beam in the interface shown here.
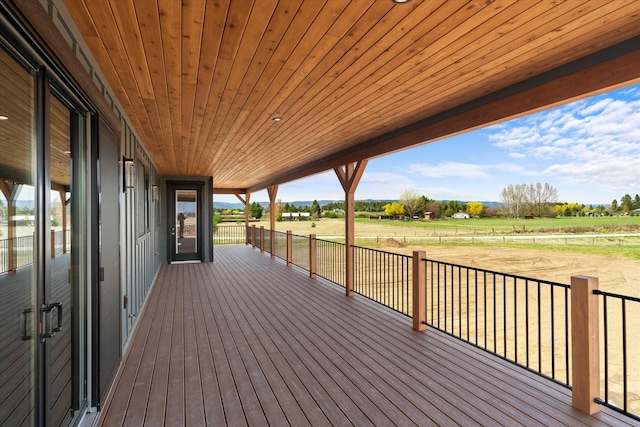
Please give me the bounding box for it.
[214,188,248,195]
[247,41,640,194]
[334,160,367,297]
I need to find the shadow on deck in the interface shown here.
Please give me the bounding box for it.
[97,245,633,426]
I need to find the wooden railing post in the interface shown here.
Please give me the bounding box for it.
[571,275,600,415]
[270,231,276,258]
[286,230,292,266]
[309,234,317,278]
[251,225,256,248]
[259,226,265,252]
[412,251,426,331]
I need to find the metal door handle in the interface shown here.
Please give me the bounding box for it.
[20,307,32,341]
[41,302,63,340]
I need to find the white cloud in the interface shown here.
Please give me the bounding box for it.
[408,161,489,178]
[487,90,640,196]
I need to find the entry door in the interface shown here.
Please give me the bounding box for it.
[168,183,202,262]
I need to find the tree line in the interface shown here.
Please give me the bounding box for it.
[214,183,637,220]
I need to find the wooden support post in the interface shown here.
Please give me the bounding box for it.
[286,230,292,266]
[309,234,317,279]
[334,160,368,297]
[259,226,265,252]
[251,225,256,248]
[51,229,56,259]
[268,186,278,258]
[412,251,426,331]
[235,193,250,244]
[0,181,18,273]
[571,275,600,415]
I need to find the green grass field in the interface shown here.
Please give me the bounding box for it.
[356,215,640,235]
[246,215,640,260]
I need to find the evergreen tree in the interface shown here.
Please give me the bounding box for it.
[249,202,263,219]
[310,200,321,218]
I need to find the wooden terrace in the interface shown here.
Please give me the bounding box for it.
[97,246,633,426]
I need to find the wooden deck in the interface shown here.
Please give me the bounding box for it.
[96,245,634,426]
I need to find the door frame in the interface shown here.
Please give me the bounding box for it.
[167,181,204,263]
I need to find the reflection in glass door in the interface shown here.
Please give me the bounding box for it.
[0,44,37,426]
[47,92,75,427]
[176,190,197,255]
[169,183,202,262]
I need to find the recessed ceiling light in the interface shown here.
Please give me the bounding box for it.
[391,0,411,3]
[0,116,8,120]
[272,117,283,122]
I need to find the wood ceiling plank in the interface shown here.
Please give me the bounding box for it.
[211,0,303,142]
[194,0,254,172]
[181,0,206,173]
[135,0,171,171]
[240,0,469,166]
[215,0,383,173]
[200,0,347,173]
[108,0,155,100]
[187,0,230,174]
[65,0,151,144]
[201,0,288,173]
[158,0,182,172]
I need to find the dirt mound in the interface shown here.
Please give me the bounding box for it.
[378,238,404,248]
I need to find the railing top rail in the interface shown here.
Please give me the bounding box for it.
[593,289,640,302]
[291,232,308,239]
[352,245,412,260]
[422,257,570,289]
[315,238,345,245]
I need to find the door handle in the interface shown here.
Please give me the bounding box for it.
[20,307,32,341]
[41,302,63,341]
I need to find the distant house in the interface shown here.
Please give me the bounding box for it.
[452,211,471,219]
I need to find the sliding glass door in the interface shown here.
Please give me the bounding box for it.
[0,36,88,427]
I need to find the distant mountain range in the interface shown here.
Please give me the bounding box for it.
[213,199,504,210]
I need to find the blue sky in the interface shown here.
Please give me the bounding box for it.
[216,83,640,206]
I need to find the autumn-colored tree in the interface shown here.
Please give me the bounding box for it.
[466,202,484,217]
[383,202,405,217]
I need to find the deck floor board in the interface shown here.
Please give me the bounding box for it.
[97,246,636,426]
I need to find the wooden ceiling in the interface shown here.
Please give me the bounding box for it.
[60,0,640,194]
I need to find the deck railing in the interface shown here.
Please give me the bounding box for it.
[315,238,345,286]
[0,232,71,274]
[422,258,571,387]
[214,224,245,245]
[353,246,412,316]
[291,233,310,270]
[273,230,287,261]
[593,290,640,421]
[243,228,639,421]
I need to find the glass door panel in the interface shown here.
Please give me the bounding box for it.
[169,183,202,262]
[176,190,197,255]
[48,93,73,427]
[0,44,36,426]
